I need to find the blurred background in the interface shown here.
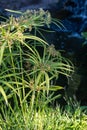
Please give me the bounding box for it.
[0,0,58,10]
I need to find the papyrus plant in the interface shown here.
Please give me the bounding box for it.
[0,9,51,104]
[23,44,74,109]
[0,9,74,111]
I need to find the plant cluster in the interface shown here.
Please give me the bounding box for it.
[0,104,87,130]
[0,9,84,130]
[0,9,51,105]
[0,9,73,107]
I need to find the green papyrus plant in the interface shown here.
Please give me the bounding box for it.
[0,9,50,105]
[0,9,74,112]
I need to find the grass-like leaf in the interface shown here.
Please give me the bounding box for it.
[0,86,8,105]
[0,42,7,65]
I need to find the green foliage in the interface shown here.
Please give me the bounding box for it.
[0,103,87,130]
[0,8,76,129]
[0,9,74,107]
[81,32,87,45]
[0,9,50,106]
[23,44,74,109]
[0,86,8,105]
[82,32,87,39]
[0,9,50,66]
